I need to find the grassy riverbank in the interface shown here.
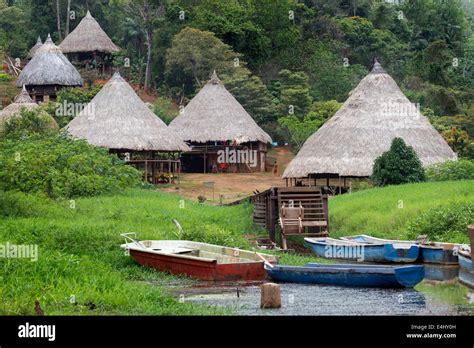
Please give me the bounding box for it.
[1,180,472,315]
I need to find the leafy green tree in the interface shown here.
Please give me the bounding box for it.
[277,69,312,119]
[422,40,453,86]
[372,137,426,186]
[442,127,471,158]
[306,43,367,101]
[165,27,239,93]
[278,100,341,149]
[0,2,29,57]
[306,100,342,122]
[125,0,165,91]
[221,67,277,126]
[278,115,319,150]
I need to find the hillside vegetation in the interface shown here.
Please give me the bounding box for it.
[329,180,474,243]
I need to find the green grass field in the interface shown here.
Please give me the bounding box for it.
[0,180,472,315]
[329,180,474,243]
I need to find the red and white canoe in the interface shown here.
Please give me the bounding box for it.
[120,234,278,281]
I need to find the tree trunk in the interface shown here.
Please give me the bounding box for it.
[56,0,63,41]
[144,30,153,92]
[65,0,71,36]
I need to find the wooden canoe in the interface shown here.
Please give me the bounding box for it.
[305,237,419,263]
[121,237,278,281]
[341,235,466,265]
[264,263,425,288]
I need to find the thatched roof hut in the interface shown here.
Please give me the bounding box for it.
[16,34,83,89]
[65,72,189,152]
[283,60,457,179]
[0,86,58,134]
[27,36,43,59]
[169,71,272,145]
[59,11,120,55]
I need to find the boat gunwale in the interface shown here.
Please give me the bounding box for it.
[266,263,423,275]
[341,234,467,251]
[305,237,387,247]
[121,240,277,265]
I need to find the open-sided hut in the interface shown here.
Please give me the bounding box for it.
[16,34,83,103]
[169,71,272,173]
[27,36,43,59]
[283,60,457,189]
[59,11,120,74]
[0,86,58,135]
[65,72,190,184]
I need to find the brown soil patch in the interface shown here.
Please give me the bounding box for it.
[160,147,295,204]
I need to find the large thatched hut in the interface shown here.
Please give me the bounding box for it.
[17,34,83,103]
[59,11,120,74]
[65,72,189,184]
[169,71,272,173]
[283,60,457,188]
[0,86,58,135]
[27,36,43,59]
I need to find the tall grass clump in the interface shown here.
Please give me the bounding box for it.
[406,203,473,243]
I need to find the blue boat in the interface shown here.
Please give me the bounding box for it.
[458,248,473,288]
[423,264,459,281]
[305,237,419,263]
[341,235,465,265]
[264,263,425,288]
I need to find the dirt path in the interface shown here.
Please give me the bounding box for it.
[160,147,295,204]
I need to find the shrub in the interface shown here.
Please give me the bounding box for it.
[406,203,473,243]
[0,134,142,198]
[426,160,474,181]
[0,190,47,217]
[372,137,425,186]
[2,108,58,138]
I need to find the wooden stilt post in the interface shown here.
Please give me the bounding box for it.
[151,152,155,185]
[144,159,148,183]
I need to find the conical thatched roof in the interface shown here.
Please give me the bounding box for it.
[17,34,83,88]
[59,11,120,54]
[283,60,457,178]
[169,71,272,144]
[65,72,190,152]
[27,36,43,59]
[0,86,58,134]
